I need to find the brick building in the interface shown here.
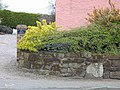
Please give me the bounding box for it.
[56,0,120,30]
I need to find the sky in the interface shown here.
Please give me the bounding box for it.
[2,0,55,14]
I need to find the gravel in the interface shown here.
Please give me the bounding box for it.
[0,34,17,79]
[0,34,42,79]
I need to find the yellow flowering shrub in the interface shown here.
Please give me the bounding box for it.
[17,20,57,52]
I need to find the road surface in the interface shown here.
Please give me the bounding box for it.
[0,34,120,90]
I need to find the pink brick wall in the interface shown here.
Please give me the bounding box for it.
[56,0,120,30]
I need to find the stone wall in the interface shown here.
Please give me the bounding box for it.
[17,50,120,79]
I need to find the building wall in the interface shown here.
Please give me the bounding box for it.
[56,0,120,30]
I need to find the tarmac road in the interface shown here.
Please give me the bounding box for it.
[0,79,120,90]
[0,35,120,90]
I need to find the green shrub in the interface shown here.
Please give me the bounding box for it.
[37,24,120,54]
[17,21,120,54]
[0,25,13,34]
[39,42,72,52]
[84,2,120,54]
[38,37,79,53]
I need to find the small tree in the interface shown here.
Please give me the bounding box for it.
[48,0,56,15]
[48,0,56,22]
[0,0,8,10]
[86,0,120,27]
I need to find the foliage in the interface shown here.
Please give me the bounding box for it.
[81,1,120,54]
[86,3,120,27]
[17,22,120,54]
[38,37,78,53]
[0,25,13,34]
[0,10,40,28]
[17,20,57,52]
[37,24,120,54]
[39,42,72,52]
[17,0,120,54]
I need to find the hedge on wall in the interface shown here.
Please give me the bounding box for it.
[0,10,40,28]
[37,24,120,54]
